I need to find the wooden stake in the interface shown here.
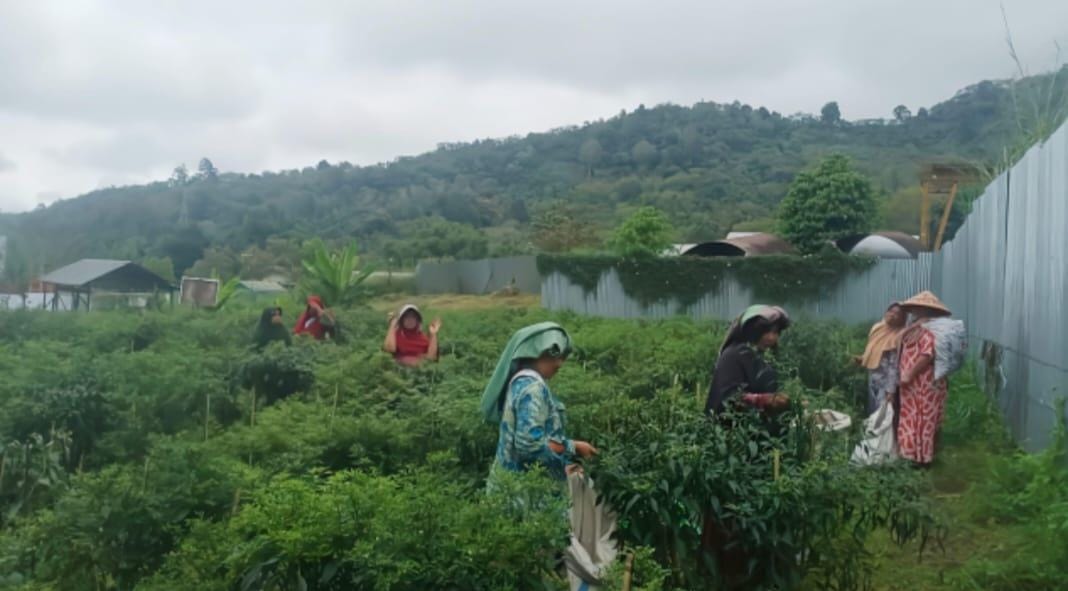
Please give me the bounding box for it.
[773,449,781,481]
[331,384,340,421]
[934,181,959,251]
[250,388,257,427]
[622,552,636,591]
[231,488,242,517]
[142,457,150,493]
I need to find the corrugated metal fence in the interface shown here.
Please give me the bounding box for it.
[933,122,1068,451]
[542,256,933,325]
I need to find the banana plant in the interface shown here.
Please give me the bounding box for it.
[211,275,241,310]
[298,239,375,306]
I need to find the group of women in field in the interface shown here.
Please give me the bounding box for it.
[479,291,964,585]
[856,291,966,466]
[256,290,963,583]
[252,296,443,367]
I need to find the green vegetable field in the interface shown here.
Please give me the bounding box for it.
[0,296,1063,590]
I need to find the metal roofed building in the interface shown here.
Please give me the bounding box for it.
[38,259,176,310]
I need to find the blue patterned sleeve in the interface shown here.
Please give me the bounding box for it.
[513,379,572,474]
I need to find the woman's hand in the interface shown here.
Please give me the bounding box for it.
[851,355,864,366]
[387,312,398,327]
[573,440,599,458]
[429,318,442,336]
[566,463,585,476]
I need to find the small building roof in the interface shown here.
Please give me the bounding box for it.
[40,259,174,291]
[238,279,287,293]
[836,232,923,259]
[682,233,798,257]
[661,243,697,256]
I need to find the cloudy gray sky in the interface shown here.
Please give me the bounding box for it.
[1,0,1065,212]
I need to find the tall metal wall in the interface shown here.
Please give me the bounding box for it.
[933,122,1068,451]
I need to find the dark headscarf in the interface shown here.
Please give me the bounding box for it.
[253,307,291,349]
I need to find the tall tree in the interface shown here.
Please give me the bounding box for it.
[608,206,675,258]
[820,102,842,125]
[169,165,189,187]
[139,256,176,283]
[196,158,218,181]
[158,225,209,276]
[631,139,659,169]
[531,206,596,253]
[397,217,489,261]
[679,124,701,165]
[777,154,876,254]
[893,105,912,122]
[578,139,604,178]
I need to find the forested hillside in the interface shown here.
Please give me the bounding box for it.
[1,67,1064,280]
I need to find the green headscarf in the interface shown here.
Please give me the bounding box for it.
[480,322,572,424]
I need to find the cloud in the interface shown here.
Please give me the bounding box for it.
[0,154,15,173]
[0,0,1066,212]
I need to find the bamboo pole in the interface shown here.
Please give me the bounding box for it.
[773,449,781,481]
[933,181,959,251]
[919,181,932,249]
[622,552,636,591]
[204,393,211,441]
[142,457,150,493]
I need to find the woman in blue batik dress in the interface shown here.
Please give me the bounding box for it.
[480,322,598,490]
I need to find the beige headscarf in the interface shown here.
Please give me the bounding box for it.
[860,304,906,369]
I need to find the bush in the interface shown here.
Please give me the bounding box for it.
[236,342,316,405]
[144,459,567,591]
[589,387,941,589]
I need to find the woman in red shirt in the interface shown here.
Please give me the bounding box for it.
[382,304,441,367]
[293,295,336,341]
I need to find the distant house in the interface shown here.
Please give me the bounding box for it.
[836,232,923,259]
[38,259,175,311]
[681,233,798,257]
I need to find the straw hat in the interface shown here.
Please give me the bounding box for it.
[900,291,951,316]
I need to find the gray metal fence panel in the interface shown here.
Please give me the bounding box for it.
[415,256,539,295]
[542,256,931,325]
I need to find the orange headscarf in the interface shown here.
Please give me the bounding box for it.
[860,304,906,369]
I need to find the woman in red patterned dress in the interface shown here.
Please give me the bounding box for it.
[896,291,953,466]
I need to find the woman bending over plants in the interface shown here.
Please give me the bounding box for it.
[480,322,598,489]
[705,304,793,417]
[702,304,793,586]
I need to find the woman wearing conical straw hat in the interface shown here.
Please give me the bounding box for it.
[896,291,958,466]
